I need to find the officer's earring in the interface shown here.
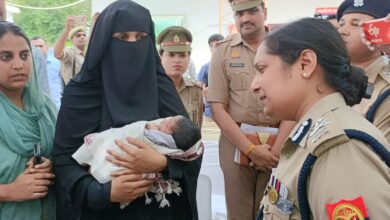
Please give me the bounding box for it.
[302,72,309,79]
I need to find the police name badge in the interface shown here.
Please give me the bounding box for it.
[229,63,245,68]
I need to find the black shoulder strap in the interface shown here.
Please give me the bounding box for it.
[297,129,390,220]
[366,88,390,122]
[72,55,76,77]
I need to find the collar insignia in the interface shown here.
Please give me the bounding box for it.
[291,119,312,145]
[309,118,331,143]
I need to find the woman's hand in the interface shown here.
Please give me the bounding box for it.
[1,161,55,202]
[106,137,167,173]
[26,157,53,174]
[110,170,153,203]
[248,144,279,172]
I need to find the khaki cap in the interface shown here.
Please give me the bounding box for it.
[69,26,87,39]
[157,26,192,52]
[229,0,262,12]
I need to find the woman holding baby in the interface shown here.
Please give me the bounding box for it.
[53,1,202,220]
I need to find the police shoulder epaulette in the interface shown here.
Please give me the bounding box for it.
[307,113,349,157]
[190,79,203,89]
[218,34,235,45]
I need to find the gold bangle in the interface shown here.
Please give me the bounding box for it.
[245,144,256,156]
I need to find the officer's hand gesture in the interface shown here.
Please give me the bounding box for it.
[248,144,279,172]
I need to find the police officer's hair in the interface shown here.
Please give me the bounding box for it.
[208,34,224,45]
[171,116,201,151]
[263,18,367,106]
[0,21,31,50]
[31,36,46,42]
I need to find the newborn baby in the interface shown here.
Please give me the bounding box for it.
[72,116,203,208]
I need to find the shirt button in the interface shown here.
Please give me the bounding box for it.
[286,153,290,159]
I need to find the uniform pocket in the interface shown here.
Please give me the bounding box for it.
[227,69,252,91]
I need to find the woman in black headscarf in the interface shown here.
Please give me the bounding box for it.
[53,1,202,220]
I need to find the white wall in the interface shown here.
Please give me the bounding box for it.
[5,4,20,22]
[267,0,343,24]
[93,0,233,74]
[92,0,344,74]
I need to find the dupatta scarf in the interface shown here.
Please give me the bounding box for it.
[0,49,57,220]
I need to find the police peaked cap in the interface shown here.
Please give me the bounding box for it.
[337,0,390,21]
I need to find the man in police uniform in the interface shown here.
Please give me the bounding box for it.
[337,0,390,142]
[54,17,88,85]
[207,1,295,219]
[157,26,203,128]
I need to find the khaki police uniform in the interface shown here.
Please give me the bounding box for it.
[178,77,203,127]
[353,56,390,142]
[59,46,85,85]
[208,31,278,219]
[157,26,203,128]
[59,26,86,85]
[260,93,390,219]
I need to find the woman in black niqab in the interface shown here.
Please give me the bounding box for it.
[53,1,201,220]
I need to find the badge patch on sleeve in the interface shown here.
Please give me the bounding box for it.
[326,196,369,220]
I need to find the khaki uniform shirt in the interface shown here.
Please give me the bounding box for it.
[353,55,390,142]
[261,93,390,219]
[59,46,85,85]
[178,77,203,128]
[207,33,277,126]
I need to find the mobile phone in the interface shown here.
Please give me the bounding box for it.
[73,15,87,26]
[362,18,390,45]
[33,143,42,165]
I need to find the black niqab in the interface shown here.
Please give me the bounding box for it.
[53,1,198,220]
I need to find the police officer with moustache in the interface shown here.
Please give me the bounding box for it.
[207,0,295,219]
[157,26,203,128]
[337,0,390,142]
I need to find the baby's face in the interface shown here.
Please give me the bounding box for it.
[148,116,181,134]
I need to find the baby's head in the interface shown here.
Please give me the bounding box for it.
[146,116,201,150]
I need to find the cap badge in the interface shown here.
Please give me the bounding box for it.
[174,35,180,43]
[353,0,364,7]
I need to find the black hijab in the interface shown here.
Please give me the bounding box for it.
[54,0,187,152]
[53,1,189,219]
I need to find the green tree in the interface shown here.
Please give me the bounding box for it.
[9,0,91,45]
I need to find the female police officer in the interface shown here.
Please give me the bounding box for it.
[251,18,390,219]
[157,26,203,128]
